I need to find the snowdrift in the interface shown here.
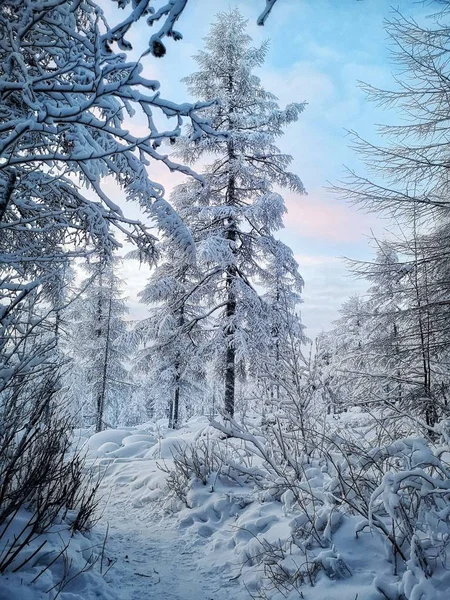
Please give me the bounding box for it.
[80,412,450,600]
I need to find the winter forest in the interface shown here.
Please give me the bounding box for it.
[2,0,450,599]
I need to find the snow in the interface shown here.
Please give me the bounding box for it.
[122,434,157,446]
[98,442,121,454]
[96,466,247,600]
[144,437,189,459]
[72,415,448,599]
[4,413,450,600]
[0,509,116,600]
[84,429,133,457]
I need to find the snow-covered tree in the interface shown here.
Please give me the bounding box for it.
[337,244,405,410]
[170,9,305,417]
[331,2,450,430]
[133,243,208,428]
[0,0,227,339]
[257,240,306,407]
[69,258,131,430]
[0,2,289,427]
[328,233,449,429]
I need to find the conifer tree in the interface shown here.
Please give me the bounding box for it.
[258,240,306,407]
[69,258,131,430]
[133,242,207,428]
[171,9,305,417]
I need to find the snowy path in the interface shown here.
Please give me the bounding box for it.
[95,461,248,600]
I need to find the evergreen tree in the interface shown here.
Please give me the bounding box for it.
[133,243,207,428]
[171,9,305,417]
[69,258,131,430]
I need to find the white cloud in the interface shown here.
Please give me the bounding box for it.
[296,254,368,339]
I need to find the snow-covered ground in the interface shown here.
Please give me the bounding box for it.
[86,418,250,599]
[96,463,247,600]
[3,413,450,600]
[0,511,117,600]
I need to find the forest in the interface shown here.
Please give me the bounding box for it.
[1,1,450,599]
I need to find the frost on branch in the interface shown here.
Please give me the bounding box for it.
[0,0,218,271]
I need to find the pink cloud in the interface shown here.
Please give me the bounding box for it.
[284,189,377,242]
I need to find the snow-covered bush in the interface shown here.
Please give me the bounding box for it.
[0,358,101,578]
[201,412,450,599]
[160,439,223,506]
[159,427,262,508]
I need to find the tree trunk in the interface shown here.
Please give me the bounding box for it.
[168,399,174,429]
[224,333,235,417]
[96,275,113,433]
[173,371,180,429]
[224,200,237,417]
[171,306,185,429]
[224,70,237,417]
[0,169,16,223]
[414,235,434,427]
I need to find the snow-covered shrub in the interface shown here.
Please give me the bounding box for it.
[209,417,352,590]
[312,430,450,600]
[0,505,115,600]
[159,431,256,507]
[369,438,450,588]
[0,369,101,576]
[207,412,450,599]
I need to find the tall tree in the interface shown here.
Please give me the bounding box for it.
[260,240,306,400]
[172,9,305,416]
[133,242,207,428]
[69,258,131,431]
[328,232,449,429]
[331,3,450,430]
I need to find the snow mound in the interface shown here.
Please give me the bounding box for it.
[122,433,156,446]
[0,509,117,600]
[97,442,120,455]
[144,437,188,459]
[110,440,154,459]
[84,429,133,457]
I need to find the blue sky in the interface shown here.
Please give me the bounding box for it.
[109,0,428,338]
